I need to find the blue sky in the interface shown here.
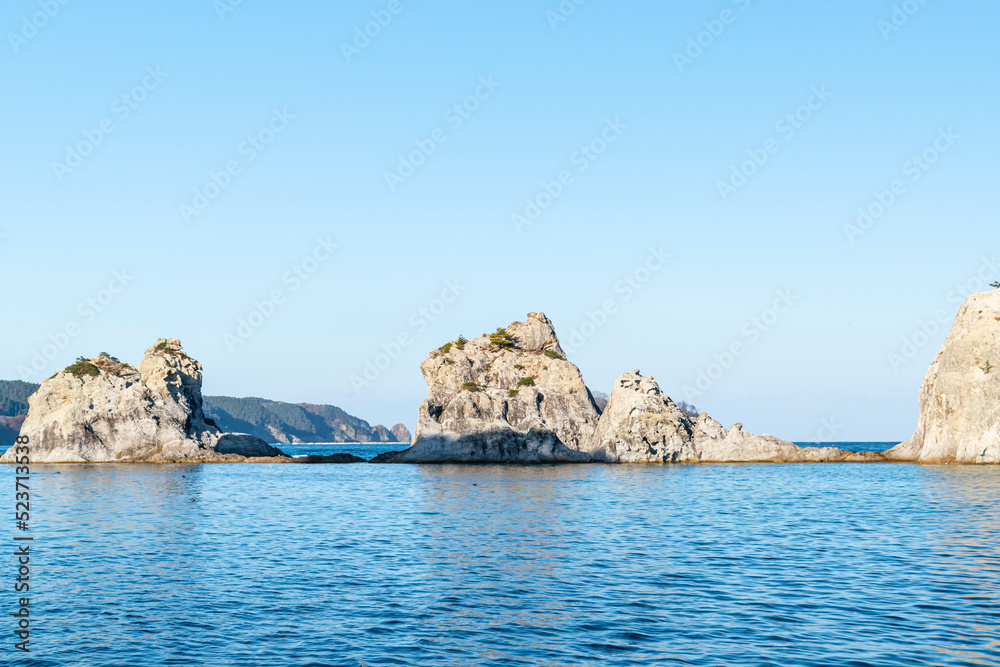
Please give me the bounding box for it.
[1,0,996,440]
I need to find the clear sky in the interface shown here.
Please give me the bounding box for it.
[1,1,996,441]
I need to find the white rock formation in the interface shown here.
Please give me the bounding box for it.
[587,371,698,462]
[887,289,1000,464]
[374,313,598,462]
[0,339,284,463]
[587,370,853,463]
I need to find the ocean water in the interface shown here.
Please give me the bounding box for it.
[4,452,999,666]
[279,442,406,458]
[277,440,898,459]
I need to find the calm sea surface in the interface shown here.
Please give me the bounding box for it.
[4,443,999,666]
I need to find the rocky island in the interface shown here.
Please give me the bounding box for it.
[374,313,877,463]
[586,369,865,462]
[5,292,1000,465]
[374,313,598,463]
[0,339,287,463]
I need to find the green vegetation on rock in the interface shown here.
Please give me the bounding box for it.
[489,327,516,350]
[65,357,99,378]
[153,341,189,359]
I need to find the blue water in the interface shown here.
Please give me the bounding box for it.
[4,456,999,666]
[793,441,899,452]
[278,442,405,459]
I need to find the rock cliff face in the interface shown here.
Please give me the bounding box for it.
[587,370,854,462]
[0,339,284,463]
[887,289,1000,464]
[375,313,599,462]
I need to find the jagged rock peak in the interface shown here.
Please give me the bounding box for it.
[374,312,598,463]
[586,370,856,463]
[887,289,1000,463]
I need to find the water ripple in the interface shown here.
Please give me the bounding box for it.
[2,461,998,666]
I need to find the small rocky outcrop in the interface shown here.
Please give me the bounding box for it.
[390,423,412,444]
[887,289,1000,464]
[0,339,285,463]
[586,370,859,463]
[374,313,599,463]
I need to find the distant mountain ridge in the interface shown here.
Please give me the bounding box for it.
[0,380,410,447]
[203,395,411,445]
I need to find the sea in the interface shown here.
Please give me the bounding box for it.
[3,442,999,666]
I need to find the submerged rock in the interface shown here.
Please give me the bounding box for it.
[586,370,858,463]
[0,339,285,463]
[887,289,1000,464]
[375,313,599,463]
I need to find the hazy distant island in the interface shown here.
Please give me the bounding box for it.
[3,288,999,464]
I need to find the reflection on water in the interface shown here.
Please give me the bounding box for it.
[4,462,998,666]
